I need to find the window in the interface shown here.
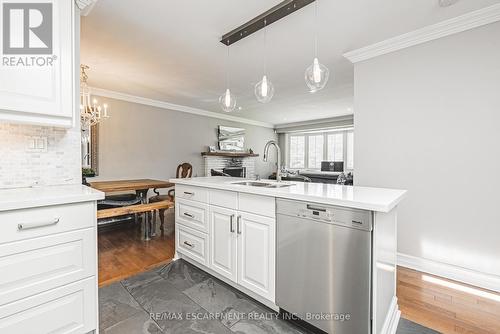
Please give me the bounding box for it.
[346,131,354,170]
[327,133,343,162]
[286,129,354,171]
[308,134,324,169]
[289,135,305,168]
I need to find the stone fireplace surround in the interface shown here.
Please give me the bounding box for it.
[203,155,256,179]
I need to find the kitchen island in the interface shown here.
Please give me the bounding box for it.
[169,176,406,334]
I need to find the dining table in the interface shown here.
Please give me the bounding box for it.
[89,179,175,240]
[89,178,174,203]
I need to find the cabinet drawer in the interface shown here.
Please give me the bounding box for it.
[0,202,95,245]
[176,185,208,203]
[239,193,276,218]
[0,277,97,334]
[176,199,209,233]
[210,189,238,209]
[0,228,96,306]
[177,225,208,265]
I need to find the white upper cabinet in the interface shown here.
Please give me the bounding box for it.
[0,0,78,127]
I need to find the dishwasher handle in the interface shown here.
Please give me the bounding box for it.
[306,204,327,212]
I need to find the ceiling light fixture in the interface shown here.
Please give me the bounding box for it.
[254,20,274,104]
[305,1,329,93]
[219,44,237,112]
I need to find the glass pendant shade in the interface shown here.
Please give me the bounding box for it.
[305,57,329,92]
[254,75,274,103]
[219,88,237,112]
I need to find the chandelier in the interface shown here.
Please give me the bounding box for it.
[80,65,109,127]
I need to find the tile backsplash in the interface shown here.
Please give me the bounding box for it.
[0,123,81,189]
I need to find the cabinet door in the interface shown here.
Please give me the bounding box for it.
[237,212,275,301]
[0,0,77,127]
[209,206,237,282]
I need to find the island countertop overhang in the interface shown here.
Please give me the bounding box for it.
[169,176,406,213]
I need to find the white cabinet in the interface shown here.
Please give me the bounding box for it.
[0,200,98,333]
[237,212,275,300]
[0,278,96,334]
[175,185,276,303]
[209,206,237,281]
[0,0,78,127]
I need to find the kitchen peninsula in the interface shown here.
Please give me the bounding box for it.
[169,176,406,334]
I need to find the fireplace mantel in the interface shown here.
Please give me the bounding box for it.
[201,152,259,158]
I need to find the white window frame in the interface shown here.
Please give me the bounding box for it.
[285,128,354,172]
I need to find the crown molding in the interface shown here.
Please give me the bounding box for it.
[274,114,354,130]
[344,3,500,63]
[75,0,97,16]
[89,87,275,129]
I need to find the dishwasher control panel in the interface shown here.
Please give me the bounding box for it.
[277,199,373,231]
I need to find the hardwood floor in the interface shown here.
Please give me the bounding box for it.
[98,222,175,287]
[397,266,500,334]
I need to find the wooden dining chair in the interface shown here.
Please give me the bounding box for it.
[149,163,193,232]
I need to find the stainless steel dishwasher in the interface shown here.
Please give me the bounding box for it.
[276,199,372,334]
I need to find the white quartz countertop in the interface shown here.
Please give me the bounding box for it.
[169,177,406,213]
[0,184,104,212]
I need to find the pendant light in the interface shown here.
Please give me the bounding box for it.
[254,20,274,103]
[305,1,329,93]
[219,43,237,112]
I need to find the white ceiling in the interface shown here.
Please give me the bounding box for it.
[81,0,499,125]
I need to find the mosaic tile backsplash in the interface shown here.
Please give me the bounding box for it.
[0,123,81,189]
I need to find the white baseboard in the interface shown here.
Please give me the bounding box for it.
[397,253,500,293]
[380,296,400,334]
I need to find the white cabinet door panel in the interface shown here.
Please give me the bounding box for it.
[0,228,96,306]
[209,206,237,281]
[0,0,76,127]
[237,212,275,301]
[0,202,94,245]
[177,224,209,265]
[176,198,209,233]
[0,277,96,334]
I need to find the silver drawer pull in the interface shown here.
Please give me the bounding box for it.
[230,214,235,233]
[18,217,60,231]
[183,241,194,248]
[237,215,242,235]
[183,191,194,195]
[183,212,195,218]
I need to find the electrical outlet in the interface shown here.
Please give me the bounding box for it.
[26,136,47,153]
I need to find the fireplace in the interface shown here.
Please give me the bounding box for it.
[202,152,257,178]
[223,167,246,178]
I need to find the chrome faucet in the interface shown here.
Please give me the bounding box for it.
[263,140,282,182]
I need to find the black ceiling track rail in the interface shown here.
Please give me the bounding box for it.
[220,0,316,46]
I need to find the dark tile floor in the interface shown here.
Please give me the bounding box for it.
[99,259,439,334]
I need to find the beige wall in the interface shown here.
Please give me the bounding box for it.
[90,97,278,184]
[354,22,500,279]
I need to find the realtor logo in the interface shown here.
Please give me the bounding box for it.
[2,3,53,54]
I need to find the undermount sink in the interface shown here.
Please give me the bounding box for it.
[231,181,293,188]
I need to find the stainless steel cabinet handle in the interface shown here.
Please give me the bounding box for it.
[306,204,327,212]
[183,212,194,218]
[183,241,194,248]
[230,214,235,233]
[18,217,60,231]
[183,191,194,195]
[237,215,242,234]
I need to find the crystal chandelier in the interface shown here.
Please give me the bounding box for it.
[80,65,109,127]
